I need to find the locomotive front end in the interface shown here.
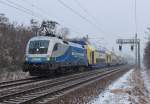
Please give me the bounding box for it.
[22,36,55,76]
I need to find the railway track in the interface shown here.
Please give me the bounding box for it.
[0,77,46,90]
[0,66,115,91]
[0,65,130,104]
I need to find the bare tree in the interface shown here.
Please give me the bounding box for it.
[0,13,9,24]
[30,19,39,35]
[0,14,34,71]
[144,27,150,70]
[59,27,70,39]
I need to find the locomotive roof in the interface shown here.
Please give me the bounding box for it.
[69,40,88,45]
[68,42,83,48]
[29,36,52,41]
[29,36,83,49]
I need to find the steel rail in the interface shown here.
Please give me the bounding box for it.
[21,68,124,104]
[0,77,44,89]
[0,66,112,97]
[0,65,129,104]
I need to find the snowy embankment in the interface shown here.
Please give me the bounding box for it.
[90,69,150,104]
[141,69,150,102]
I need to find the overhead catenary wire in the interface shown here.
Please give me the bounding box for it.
[6,0,38,16]
[0,0,101,37]
[56,0,106,34]
[73,0,107,34]
[5,0,45,19]
[0,0,43,19]
[22,0,49,20]
[21,0,89,36]
[0,0,82,35]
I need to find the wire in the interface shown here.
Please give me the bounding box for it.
[57,0,106,34]
[0,0,95,37]
[73,0,107,34]
[22,0,49,20]
[0,1,31,16]
[6,0,34,15]
[21,0,88,36]
[6,0,45,19]
[0,0,43,19]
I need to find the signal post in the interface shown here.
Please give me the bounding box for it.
[116,37,140,69]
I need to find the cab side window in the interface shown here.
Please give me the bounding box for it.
[53,43,59,51]
[52,43,69,57]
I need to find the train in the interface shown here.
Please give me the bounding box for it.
[22,35,125,76]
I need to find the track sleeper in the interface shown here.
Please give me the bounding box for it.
[15,97,31,100]
[22,95,37,98]
[3,100,20,104]
[10,99,28,102]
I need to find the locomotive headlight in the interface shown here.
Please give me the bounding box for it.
[47,57,50,61]
[25,57,28,61]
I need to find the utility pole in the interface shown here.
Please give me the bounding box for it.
[138,40,140,68]
[135,33,137,69]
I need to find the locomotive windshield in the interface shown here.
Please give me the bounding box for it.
[28,40,49,54]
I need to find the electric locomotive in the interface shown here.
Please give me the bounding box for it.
[23,35,88,76]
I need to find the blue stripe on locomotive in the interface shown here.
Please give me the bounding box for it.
[55,45,88,66]
[27,57,47,64]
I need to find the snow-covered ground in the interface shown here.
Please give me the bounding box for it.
[89,69,150,104]
[89,69,133,104]
[141,69,150,101]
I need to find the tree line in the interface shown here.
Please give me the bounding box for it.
[0,13,35,71]
[144,27,150,69]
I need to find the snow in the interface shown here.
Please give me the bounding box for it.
[89,69,133,104]
[141,69,150,101]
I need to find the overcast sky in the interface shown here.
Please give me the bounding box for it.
[0,0,149,58]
